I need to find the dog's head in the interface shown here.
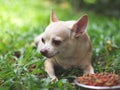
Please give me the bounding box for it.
[35,11,88,58]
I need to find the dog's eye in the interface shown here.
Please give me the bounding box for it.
[41,38,45,43]
[52,39,62,46]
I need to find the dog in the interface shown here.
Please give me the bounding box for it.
[34,11,94,81]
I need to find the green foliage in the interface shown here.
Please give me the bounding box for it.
[69,0,120,18]
[0,0,120,89]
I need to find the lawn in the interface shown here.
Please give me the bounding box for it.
[0,0,120,90]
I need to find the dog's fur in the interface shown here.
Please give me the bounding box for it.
[34,11,94,81]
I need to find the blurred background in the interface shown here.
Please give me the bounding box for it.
[54,0,120,18]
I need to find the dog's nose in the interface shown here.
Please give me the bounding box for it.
[40,49,48,56]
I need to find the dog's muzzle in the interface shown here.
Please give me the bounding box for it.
[40,49,59,58]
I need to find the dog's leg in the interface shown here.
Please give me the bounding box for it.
[82,64,94,74]
[44,59,58,82]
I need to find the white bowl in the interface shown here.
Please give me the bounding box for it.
[74,79,120,90]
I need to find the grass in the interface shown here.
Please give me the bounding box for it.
[0,0,120,90]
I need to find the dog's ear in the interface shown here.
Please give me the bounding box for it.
[72,15,88,37]
[33,35,41,47]
[50,10,58,23]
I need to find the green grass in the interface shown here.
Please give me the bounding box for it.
[0,0,120,90]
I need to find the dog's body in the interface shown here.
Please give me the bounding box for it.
[34,11,94,81]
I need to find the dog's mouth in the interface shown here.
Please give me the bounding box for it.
[42,51,59,58]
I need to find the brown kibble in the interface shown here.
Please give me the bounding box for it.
[77,72,120,86]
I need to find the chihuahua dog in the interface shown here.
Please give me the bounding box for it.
[34,11,94,81]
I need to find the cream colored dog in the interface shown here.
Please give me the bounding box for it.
[34,11,94,81]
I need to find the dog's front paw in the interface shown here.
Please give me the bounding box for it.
[50,76,58,82]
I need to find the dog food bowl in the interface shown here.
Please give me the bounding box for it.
[74,79,120,90]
